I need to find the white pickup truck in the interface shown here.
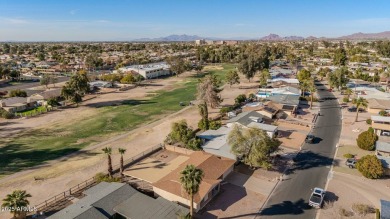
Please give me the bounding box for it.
[309,187,326,208]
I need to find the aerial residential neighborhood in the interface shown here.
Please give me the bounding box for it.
[2,1,390,219]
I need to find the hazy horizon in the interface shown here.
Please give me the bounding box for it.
[1,0,390,41]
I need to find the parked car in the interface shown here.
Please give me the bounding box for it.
[347,107,364,112]
[305,135,315,144]
[309,188,326,208]
[382,131,390,136]
[345,158,357,168]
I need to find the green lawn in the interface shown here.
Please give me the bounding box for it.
[18,105,48,115]
[0,65,235,177]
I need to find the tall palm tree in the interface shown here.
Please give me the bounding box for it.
[308,81,317,109]
[2,190,32,219]
[180,164,204,218]
[344,88,353,101]
[118,148,127,176]
[352,97,368,122]
[102,147,113,177]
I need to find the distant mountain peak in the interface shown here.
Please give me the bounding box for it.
[339,31,390,40]
[260,33,304,41]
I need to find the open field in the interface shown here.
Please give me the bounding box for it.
[0,64,236,177]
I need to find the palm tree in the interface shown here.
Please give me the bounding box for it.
[308,81,317,109]
[344,88,353,100]
[352,97,368,122]
[102,147,113,177]
[180,164,204,218]
[2,190,32,219]
[118,148,127,176]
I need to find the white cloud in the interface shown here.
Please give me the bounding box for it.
[69,9,79,15]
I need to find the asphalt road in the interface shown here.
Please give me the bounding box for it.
[259,82,342,219]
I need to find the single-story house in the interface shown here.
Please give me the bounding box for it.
[268,77,299,86]
[89,80,113,90]
[0,97,36,113]
[266,95,300,115]
[371,116,390,135]
[381,199,390,219]
[28,88,62,104]
[198,126,236,160]
[376,141,390,176]
[226,111,264,127]
[152,151,235,212]
[368,98,390,114]
[270,86,300,96]
[48,182,188,219]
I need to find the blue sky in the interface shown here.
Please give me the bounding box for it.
[1,0,390,41]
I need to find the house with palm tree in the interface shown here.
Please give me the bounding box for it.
[152,151,235,212]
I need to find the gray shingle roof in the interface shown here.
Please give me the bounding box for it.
[377,141,390,153]
[48,182,189,219]
[381,199,390,219]
[266,94,300,106]
[114,194,189,219]
[227,111,264,126]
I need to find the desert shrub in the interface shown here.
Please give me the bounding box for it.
[9,89,27,97]
[351,203,375,216]
[343,97,349,103]
[343,153,354,159]
[356,130,378,151]
[366,119,372,124]
[1,109,14,119]
[95,173,121,183]
[235,94,247,105]
[339,207,354,217]
[209,120,222,130]
[248,93,256,101]
[368,127,374,133]
[186,138,202,151]
[47,98,60,107]
[220,106,234,116]
[356,155,384,179]
[378,87,385,92]
[379,110,388,116]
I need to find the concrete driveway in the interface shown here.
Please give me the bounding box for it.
[226,171,275,196]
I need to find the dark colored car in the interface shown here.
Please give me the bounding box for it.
[305,135,315,143]
[345,158,357,168]
[347,107,364,112]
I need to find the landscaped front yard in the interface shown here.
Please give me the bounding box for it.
[333,145,374,176]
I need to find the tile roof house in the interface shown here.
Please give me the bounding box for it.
[152,151,235,212]
[48,182,188,219]
[368,98,390,114]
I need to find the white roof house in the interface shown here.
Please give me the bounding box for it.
[116,62,171,79]
[270,86,300,96]
[268,78,299,84]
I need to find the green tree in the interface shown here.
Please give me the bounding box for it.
[2,190,32,219]
[197,75,222,108]
[297,69,311,82]
[356,155,383,179]
[307,81,317,109]
[333,47,348,66]
[352,97,368,122]
[227,125,281,169]
[259,69,271,88]
[118,148,127,176]
[317,67,331,81]
[180,164,204,218]
[226,70,240,87]
[102,147,113,177]
[238,56,257,82]
[198,102,209,130]
[120,74,135,84]
[167,56,187,77]
[328,67,349,90]
[356,130,378,151]
[40,74,51,88]
[235,94,247,105]
[9,89,27,97]
[344,88,353,100]
[165,120,195,145]
[61,71,89,106]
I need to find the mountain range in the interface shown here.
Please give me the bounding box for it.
[131,31,390,42]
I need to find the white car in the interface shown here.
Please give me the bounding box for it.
[309,187,326,208]
[382,131,390,136]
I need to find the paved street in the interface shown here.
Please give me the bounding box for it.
[259,82,342,219]
[0,77,69,95]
